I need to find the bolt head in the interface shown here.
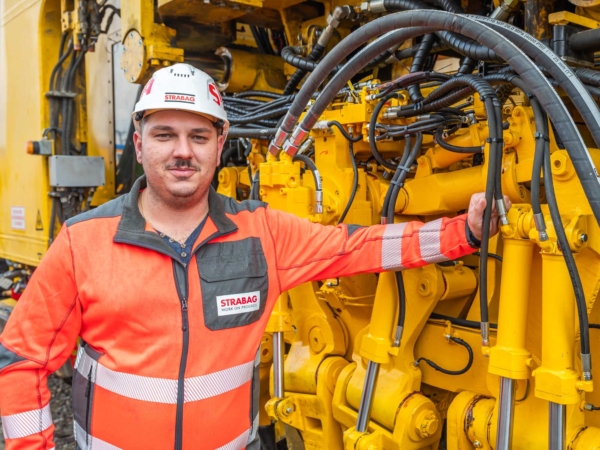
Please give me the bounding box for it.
[580,233,589,243]
[474,441,482,448]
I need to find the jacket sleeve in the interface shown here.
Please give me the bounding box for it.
[264,208,477,292]
[0,226,82,449]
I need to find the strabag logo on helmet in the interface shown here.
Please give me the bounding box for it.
[216,291,260,316]
[208,82,222,106]
[164,92,196,104]
[141,78,154,98]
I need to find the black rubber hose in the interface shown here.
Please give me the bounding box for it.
[228,106,291,125]
[223,96,265,107]
[386,133,422,224]
[49,34,71,91]
[426,0,463,13]
[283,44,326,96]
[569,27,600,53]
[543,133,591,357]
[470,16,600,224]
[383,0,502,62]
[381,135,412,223]
[573,68,600,88]
[281,46,342,73]
[415,336,474,375]
[234,90,282,99]
[394,40,449,61]
[327,121,362,224]
[435,126,482,153]
[370,92,401,170]
[429,312,498,329]
[275,11,600,228]
[227,128,278,139]
[408,34,438,102]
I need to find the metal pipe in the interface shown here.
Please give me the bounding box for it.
[273,331,284,398]
[549,402,566,450]
[495,377,516,450]
[356,361,379,433]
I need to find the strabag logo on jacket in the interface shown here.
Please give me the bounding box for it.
[216,291,260,316]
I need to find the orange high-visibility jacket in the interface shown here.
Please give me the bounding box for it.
[0,176,477,450]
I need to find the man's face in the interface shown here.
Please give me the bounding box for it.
[133,109,224,206]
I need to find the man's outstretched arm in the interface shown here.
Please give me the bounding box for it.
[0,226,82,449]
[265,193,509,292]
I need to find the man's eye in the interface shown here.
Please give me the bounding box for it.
[192,135,208,141]
[155,133,172,138]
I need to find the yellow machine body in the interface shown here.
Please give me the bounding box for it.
[4,0,600,448]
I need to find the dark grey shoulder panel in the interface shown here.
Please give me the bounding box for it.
[220,195,267,215]
[66,195,127,227]
[0,343,26,371]
[347,224,366,237]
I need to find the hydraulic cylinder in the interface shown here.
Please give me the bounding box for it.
[489,237,534,449]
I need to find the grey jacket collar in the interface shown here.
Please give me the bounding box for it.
[114,175,237,258]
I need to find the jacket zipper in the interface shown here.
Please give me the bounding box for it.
[172,230,232,450]
[174,262,189,450]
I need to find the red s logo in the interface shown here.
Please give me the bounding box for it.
[141,78,154,97]
[208,82,222,106]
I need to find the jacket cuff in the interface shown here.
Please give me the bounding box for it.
[465,221,481,249]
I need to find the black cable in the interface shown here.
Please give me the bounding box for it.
[234,90,282,99]
[415,336,474,375]
[435,126,483,153]
[429,312,498,330]
[408,34,437,102]
[543,139,590,356]
[283,44,326,96]
[472,251,503,262]
[327,121,362,224]
[590,324,600,329]
[369,92,400,170]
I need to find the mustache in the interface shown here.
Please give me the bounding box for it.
[165,160,201,171]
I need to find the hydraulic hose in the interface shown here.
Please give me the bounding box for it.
[327,121,363,224]
[281,46,342,74]
[543,132,592,376]
[234,90,283,99]
[435,126,483,153]
[408,34,438,102]
[382,0,502,62]
[273,11,600,229]
[292,154,323,214]
[227,128,278,139]
[429,312,498,330]
[228,106,291,125]
[470,16,600,225]
[415,336,474,375]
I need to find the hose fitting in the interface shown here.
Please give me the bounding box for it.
[393,325,404,347]
[298,136,314,155]
[481,321,490,347]
[269,129,291,155]
[582,353,593,381]
[284,127,310,157]
[489,0,520,22]
[533,212,549,242]
[315,188,323,214]
[496,198,509,226]
[360,0,387,14]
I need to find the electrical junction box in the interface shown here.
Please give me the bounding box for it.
[48,156,106,187]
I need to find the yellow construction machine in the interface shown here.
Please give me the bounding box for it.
[4,0,600,448]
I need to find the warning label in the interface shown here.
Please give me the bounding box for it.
[11,207,25,230]
[36,210,44,231]
[216,291,260,316]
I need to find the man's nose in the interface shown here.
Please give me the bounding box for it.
[172,135,194,158]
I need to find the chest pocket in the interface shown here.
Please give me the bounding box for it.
[197,237,269,331]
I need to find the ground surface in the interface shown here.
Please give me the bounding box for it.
[0,375,76,449]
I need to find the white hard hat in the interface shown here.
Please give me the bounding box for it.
[132,63,229,138]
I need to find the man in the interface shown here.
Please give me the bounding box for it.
[0,64,506,450]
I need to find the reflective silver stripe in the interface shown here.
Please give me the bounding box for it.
[1,403,53,439]
[247,414,259,444]
[381,222,407,270]
[75,350,254,404]
[74,419,121,450]
[217,426,251,450]
[418,219,446,264]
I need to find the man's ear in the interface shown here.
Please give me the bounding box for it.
[133,131,143,164]
[216,134,225,167]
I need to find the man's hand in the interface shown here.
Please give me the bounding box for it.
[467,193,512,241]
